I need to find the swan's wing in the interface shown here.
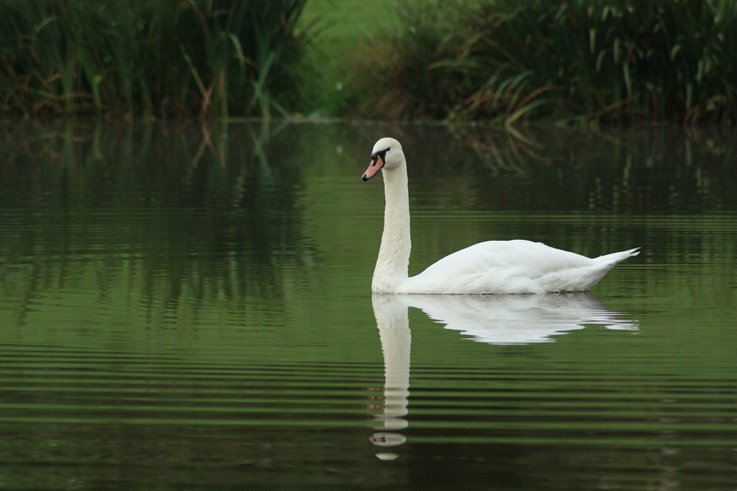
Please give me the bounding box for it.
[401,240,636,294]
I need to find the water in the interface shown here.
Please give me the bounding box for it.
[0,122,736,490]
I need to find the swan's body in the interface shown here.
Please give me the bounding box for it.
[362,137,639,294]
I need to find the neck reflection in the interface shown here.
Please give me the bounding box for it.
[369,294,411,461]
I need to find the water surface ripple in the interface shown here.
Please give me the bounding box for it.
[0,122,736,490]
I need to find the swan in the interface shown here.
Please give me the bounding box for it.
[361,137,639,294]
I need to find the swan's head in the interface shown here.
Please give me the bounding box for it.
[362,137,404,181]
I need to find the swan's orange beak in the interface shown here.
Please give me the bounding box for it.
[362,154,384,181]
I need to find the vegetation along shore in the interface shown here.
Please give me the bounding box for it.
[1,0,735,125]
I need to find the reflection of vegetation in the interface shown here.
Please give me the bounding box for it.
[0,121,315,319]
[440,124,737,213]
[0,0,309,118]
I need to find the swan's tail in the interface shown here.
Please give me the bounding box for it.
[596,247,640,265]
[539,247,640,292]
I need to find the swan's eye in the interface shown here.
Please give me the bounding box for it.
[371,148,390,165]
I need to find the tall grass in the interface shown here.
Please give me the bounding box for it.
[459,0,737,124]
[350,0,737,125]
[0,0,309,119]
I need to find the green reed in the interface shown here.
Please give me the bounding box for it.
[351,0,737,125]
[0,0,308,119]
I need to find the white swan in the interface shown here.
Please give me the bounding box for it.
[361,137,639,294]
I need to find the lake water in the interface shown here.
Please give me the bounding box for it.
[0,121,735,490]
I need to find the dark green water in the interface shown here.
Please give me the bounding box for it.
[0,122,736,490]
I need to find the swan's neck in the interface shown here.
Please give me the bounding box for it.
[373,164,411,292]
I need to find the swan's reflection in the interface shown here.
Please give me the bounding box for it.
[369,293,638,459]
[369,294,412,461]
[404,292,638,345]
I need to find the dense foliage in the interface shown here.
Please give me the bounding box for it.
[2,0,736,124]
[350,0,737,124]
[0,0,308,118]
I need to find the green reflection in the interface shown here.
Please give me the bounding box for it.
[0,122,735,490]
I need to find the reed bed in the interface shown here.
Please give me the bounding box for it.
[0,0,308,119]
[351,0,737,125]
